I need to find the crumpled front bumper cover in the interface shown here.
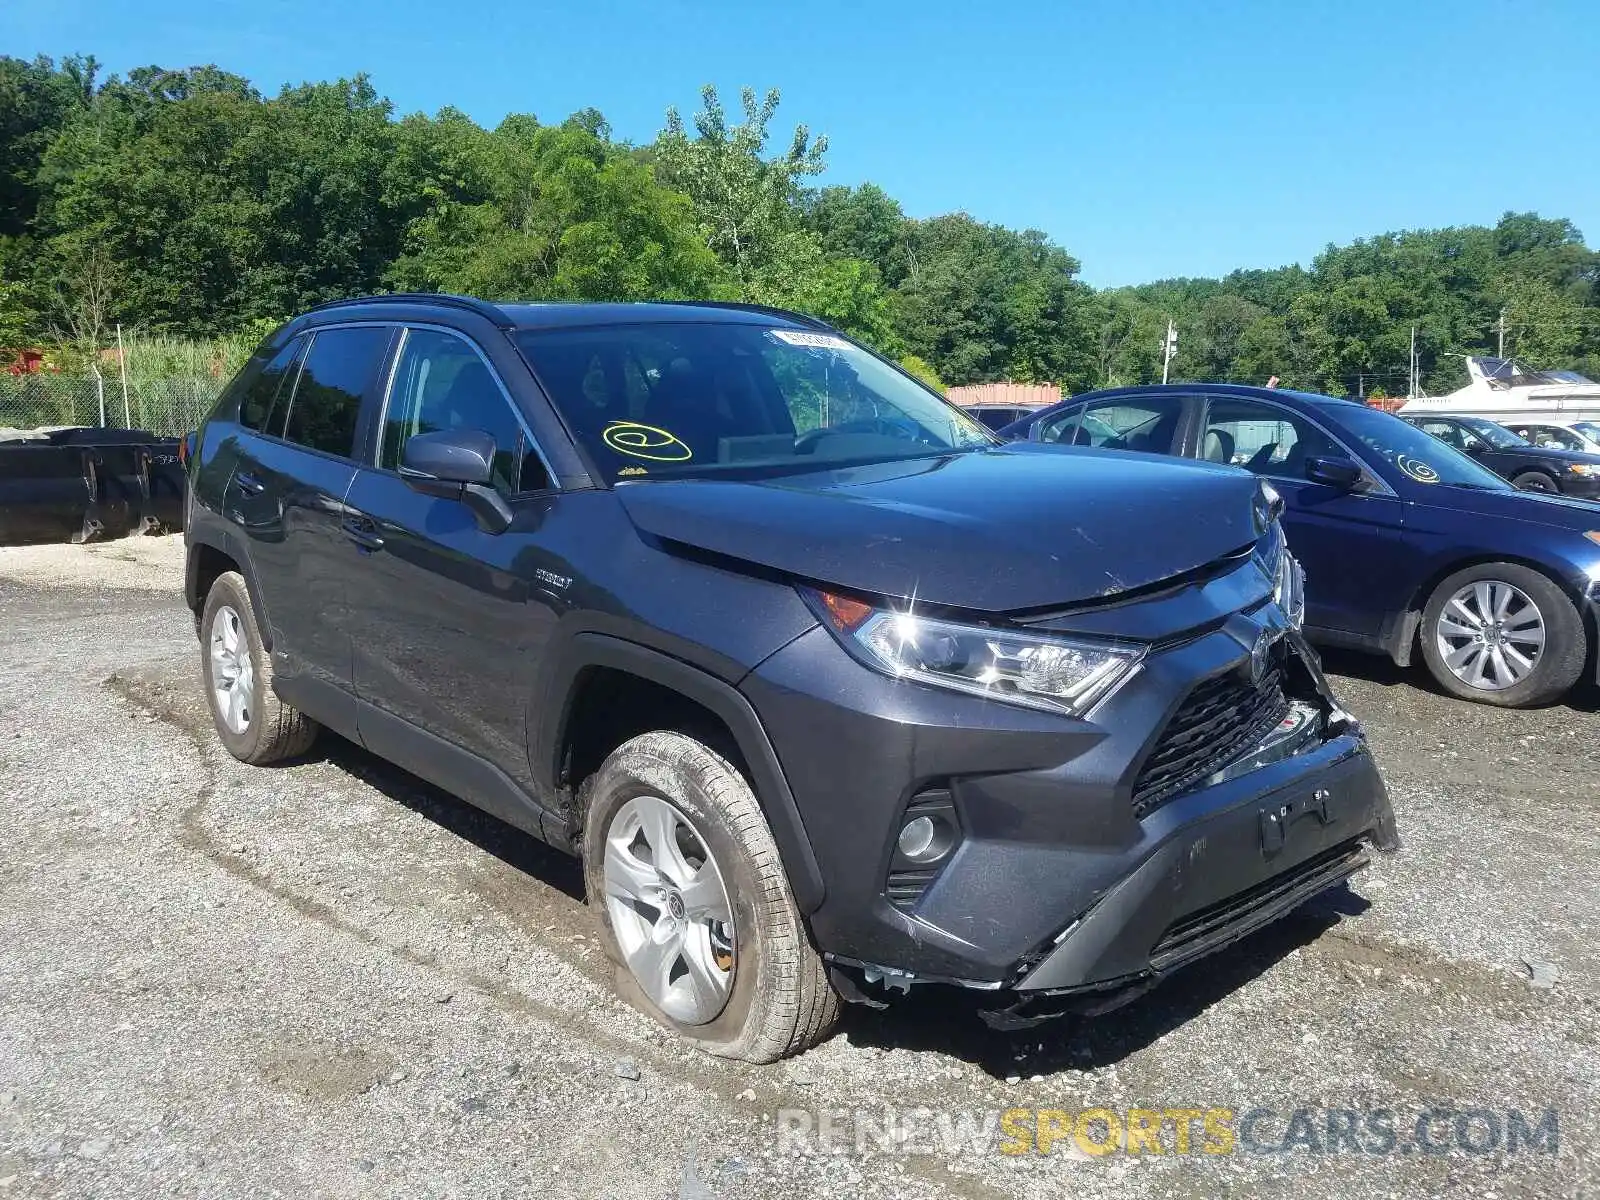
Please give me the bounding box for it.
[1014,730,1396,994]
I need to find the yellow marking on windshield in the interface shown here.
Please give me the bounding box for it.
[603,421,692,462]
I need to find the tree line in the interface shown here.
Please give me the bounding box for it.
[3,53,1598,398]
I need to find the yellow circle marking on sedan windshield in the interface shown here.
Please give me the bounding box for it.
[602,421,693,462]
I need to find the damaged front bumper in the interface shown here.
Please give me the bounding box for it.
[810,633,1399,1021]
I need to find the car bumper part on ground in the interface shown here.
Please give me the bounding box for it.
[0,429,186,545]
[743,613,1399,1000]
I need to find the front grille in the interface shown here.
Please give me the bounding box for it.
[1149,839,1369,971]
[1131,657,1291,819]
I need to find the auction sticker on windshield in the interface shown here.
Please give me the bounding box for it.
[769,329,853,351]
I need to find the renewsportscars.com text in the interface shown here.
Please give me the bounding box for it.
[775,1105,1560,1159]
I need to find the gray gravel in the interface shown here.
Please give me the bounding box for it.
[0,538,1596,1199]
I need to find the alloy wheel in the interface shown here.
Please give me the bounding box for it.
[1434,580,1545,691]
[209,605,255,734]
[602,794,736,1025]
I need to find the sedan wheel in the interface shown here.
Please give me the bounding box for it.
[1433,579,1545,691]
[601,792,736,1026]
[1512,472,1558,493]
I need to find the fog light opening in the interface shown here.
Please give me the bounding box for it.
[897,816,937,859]
[896,812,954,865]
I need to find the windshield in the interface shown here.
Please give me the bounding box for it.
[1575,421,1600,443]
[1337,405,1510,490]
[513,322,992,481]
[1457,416,1529,449]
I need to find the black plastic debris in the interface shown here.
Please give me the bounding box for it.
[0,426,186,545]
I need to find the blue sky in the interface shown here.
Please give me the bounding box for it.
[7,0,1599,286]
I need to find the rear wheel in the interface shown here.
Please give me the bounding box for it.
[581,731,839,1062]
[1511,470,1559,494]
[199,571,319,763]
[1418,563,1585,707]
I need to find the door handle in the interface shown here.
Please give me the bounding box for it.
[235,471,266,496]
[341,516,384,552]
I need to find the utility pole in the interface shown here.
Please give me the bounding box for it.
[1160,319,1177,385]
[1496,307,1508,358]
[115,323,131,428]
[1409,324,1419,398]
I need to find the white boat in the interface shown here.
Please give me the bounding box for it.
[1397,356,1600,424]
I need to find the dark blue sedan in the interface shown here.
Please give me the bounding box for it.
[998,384,1600,707]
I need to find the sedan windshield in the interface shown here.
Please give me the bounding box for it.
[1457,416,1530,449]
[1337,405,1510,489]
[513,322,992,481]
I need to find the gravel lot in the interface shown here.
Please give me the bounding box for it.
[1,535,1596,1199]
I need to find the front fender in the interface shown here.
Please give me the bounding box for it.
[533,632,826,913]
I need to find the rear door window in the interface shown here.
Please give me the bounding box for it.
[1074,396,1186,455]
[278,327,391,458]
[1038,405,1083,443]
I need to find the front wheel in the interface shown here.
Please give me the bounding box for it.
[1418,563,1586,707]
[1511,471,1559,494]
[581,731,839,1062]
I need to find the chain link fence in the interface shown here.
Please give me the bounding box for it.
[0,373,223,437]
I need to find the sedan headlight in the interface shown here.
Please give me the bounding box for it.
[804,589,1145,717]
[1568,463,1600,477]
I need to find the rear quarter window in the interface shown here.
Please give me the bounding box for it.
[238,336,307,431]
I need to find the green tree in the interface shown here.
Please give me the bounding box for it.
[894,214,1094,388]
[0,54,96,240]
[653,85,827,300]
[388,114,726,302]
[898,354,944,392]
[804,183,910,286]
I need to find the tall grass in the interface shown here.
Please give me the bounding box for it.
[117,330,260,386]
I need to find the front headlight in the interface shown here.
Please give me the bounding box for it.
[1258,524,1305,630]
[1253,480,1284,534]
[1275,545,1306,629]
[1568,463,1600,477]
[804,589,1145,717]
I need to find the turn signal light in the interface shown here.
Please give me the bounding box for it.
[816,589,874,633]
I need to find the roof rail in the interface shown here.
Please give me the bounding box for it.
[305,292,512,328]
[656,300,836,331]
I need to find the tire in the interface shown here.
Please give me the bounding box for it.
[1418,562,1586,707]
[581,731,839,1063]
[199,571,319,763]
[1511,471,1559,494]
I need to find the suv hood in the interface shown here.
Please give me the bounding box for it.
[615,444,1263,613]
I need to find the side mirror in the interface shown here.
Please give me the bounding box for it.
[1303,455,1364,489]
[400,429,512,533]
[401,429,496,487]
